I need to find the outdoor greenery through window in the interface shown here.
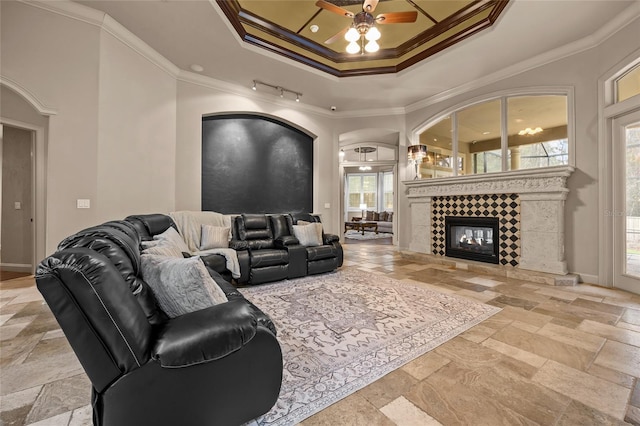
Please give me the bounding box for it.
[347,174,377,210]
[418,93,569,178]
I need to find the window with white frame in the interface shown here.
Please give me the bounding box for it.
[383,171,393,211]
[347,174,377,210]
[418,92,570,178]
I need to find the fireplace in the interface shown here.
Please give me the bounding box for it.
[445,216,499,264]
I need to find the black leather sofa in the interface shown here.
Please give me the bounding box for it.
[231,213,343,285]
[35,217,283,426]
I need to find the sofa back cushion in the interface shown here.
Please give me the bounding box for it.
[270,214,293,240]
[36,248,153,392]
[125,214,177,241]
[234,214,274,249]
[59,221,167,326]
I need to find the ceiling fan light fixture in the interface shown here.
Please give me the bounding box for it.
[346,41,361,54]
[345,27,360,42]
[365,26,380,41]
[365,40,379,53]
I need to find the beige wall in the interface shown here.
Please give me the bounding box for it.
[1,1,177,254]
[1,126,32,268]
[1,1,100,254]
[404,16,640,281]
[96,30,177,221]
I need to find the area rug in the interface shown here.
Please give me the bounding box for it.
[241,269,501,425]
[344,230,393,240]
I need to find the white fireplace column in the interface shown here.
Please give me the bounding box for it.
[409,196,432,254]
[519,192,568,275]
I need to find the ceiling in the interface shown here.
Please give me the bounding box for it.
[74,0,638,112]
[217,0,508,76]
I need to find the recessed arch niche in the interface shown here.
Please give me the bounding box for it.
[201,113,314,214]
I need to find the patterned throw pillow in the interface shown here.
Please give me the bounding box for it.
[366,210,374,221]
[199,225,230,250]
[372,212,380,221]
[379,211,388,222]
[140,255,228,318]
[292,222,323,247]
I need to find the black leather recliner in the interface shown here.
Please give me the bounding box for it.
[35,219,283,426]
[232,213,343,285]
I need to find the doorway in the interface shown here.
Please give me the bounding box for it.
[0,124,34,275]
[613,109,640,294]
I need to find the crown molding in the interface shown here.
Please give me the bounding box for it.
[25,1,179,78]
[405,2,640,114]
[100,14,180,78]
[0,75,58,116]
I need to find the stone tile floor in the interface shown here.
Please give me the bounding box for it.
[1,244,640,425]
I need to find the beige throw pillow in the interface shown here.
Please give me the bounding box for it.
[293,222,323,247]
[199,225,230,250]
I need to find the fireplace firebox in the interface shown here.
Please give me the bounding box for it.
[445,216,499,264]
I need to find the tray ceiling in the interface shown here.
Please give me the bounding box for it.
[217,0,510,77]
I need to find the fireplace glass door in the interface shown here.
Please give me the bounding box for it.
[445,217,499,264]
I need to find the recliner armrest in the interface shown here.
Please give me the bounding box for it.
[153,300,258,367]
[275,235,299,248]
[324,233,339,244]
[229,240,249,250]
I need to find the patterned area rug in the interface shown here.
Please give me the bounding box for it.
[241,269,501,425]
[344,230,393,240]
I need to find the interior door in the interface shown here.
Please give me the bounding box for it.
[613,109,640,293]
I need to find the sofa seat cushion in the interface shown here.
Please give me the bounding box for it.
[249,249,289,268]
[306,245,338,262]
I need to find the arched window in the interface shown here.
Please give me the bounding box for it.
[415,89,572,178]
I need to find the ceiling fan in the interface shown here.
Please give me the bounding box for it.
[316,0,418,54]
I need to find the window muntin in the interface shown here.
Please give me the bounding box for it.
[417,93,569,178]
[616,63,640,103]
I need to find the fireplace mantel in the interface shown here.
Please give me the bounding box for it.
[404,165,574,198]
[403,165,575,276]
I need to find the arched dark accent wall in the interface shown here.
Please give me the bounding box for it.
[202,114,314,214]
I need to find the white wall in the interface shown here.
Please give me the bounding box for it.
[1,1,101,254]
[96,30,177,221]
[403,16,640,280]
[1,1,178,254]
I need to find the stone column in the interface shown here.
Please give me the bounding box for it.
[409,196,432,254]
[518,192,568,275]
[510,147,521,170]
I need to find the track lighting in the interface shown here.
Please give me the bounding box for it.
[251,80,302,103]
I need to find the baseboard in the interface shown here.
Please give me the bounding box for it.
[0,263,33,273]
[575,273,599,285]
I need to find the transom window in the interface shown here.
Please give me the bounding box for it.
[616,62,640,103]
[417,92,570,178]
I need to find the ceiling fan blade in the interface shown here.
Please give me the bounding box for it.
[376,11,418,24]
[315,0,354,18]
[363,0,379,13]
[325,27,349,44]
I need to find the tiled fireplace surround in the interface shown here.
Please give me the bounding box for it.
[405,165,575,281]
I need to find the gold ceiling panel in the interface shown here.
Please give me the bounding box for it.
[217,0,510,77]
